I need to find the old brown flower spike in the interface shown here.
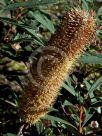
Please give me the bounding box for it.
[19,9,96,125]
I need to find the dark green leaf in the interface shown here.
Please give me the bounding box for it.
[33,12,55,33]
[43,115,77,134]
[3,0,59,11]
[83,110,94,127]
[88,76,102,94]
[62,82,76,96]
[3,133,17,136]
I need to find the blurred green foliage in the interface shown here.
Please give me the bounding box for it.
[0,0,102,135]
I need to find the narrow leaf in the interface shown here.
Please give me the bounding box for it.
[88,76,102,94]
[79,54,102,64]
[33,12,55,33]
[83,110,94,127]
[3,0,58,11]
[62,82,76,96]
[43,115,77,134]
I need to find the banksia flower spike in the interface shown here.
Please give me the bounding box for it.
[19,9,96,125]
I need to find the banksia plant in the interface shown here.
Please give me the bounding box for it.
[19,9,96,124]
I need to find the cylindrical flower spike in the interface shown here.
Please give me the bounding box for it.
[19,9,96,124]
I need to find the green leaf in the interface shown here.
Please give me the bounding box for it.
[0,17,44,45]
[43,115,77,134]
[65,76,72,86]
[3,133,17,136]
[0,17,32,29]
[33,12,55,33]
[79,53,102,64]
[86,0,93,2]
[84,80,91,90]
[91,101,102,107]
[89,91,97,103]
[0,0,6,5]
[81,0,89,10]
[84,80,97,102]
[62,82,76,96]
[88,76,102,94]
[63,100,73,106]
[97,7,102,16]
[23,27,44,44]
[72,75,78,84]
[96,29,102,39]
[3,0,58,11]
[83,110,94,127]
[48,107,58,112]
[42,128,52,136]
[36,122,44,135]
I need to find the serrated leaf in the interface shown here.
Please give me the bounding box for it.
[82,111,94,127]
[0,17,44,45]
[88,76,102,94]
[62,82,76,96]
[23,27,44,44]
[0,17,32,29]
[3,0,59,11]
[43,115,77,134]
[33,11,55,33]
[84,80,91,90]
[36,122,44,135]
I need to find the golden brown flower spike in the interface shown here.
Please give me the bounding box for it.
[19,9,96,124]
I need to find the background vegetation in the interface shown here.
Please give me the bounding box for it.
[0,0,102,135]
